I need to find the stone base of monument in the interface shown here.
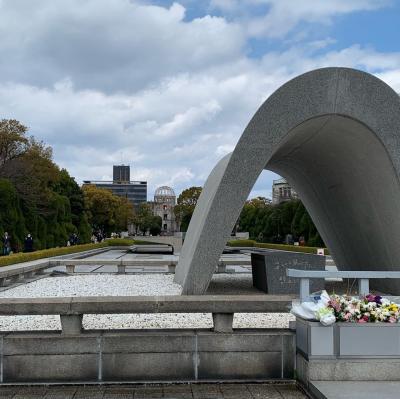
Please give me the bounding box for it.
[0,329,295,383]
[295,317,400,389]
[250,251,325,294]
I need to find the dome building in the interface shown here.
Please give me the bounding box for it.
[153,186,179,235]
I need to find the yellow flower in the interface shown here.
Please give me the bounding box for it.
[388,304,398,312]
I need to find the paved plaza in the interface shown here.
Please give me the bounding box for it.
[0,383,307,398]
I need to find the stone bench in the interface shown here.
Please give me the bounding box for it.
[0,260,50,286]
[52,257,252,274]
[0,247,114,286]
[52,258,179,274]
[0,294,293,335]
[286,269,400,302]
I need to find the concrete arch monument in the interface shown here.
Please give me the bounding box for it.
[174,67,400,294]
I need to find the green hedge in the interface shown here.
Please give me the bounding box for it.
[0,242,109,267]
[0,238,152,267]
[226,239,255,247]
[106,238,167,246]
[227,239,329,255]
[133,239,164,245]
[105,238,135,246]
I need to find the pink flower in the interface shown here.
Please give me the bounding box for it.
[358,318,367,323]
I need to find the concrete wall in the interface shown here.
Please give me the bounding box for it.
[0,329,295,383]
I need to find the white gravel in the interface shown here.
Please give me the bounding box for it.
[0,274,294,331]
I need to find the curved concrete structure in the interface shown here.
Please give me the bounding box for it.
[175,67,400,294]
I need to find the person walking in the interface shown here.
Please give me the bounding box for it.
[24,234,34,252]
[2,232,11,256]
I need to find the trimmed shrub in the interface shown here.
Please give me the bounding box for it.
[105,238,135,246]
[0,238,168,267]
[0,242,109,267]
[106,238,166,246]
[227,239,256,247]
[132,239,165,245]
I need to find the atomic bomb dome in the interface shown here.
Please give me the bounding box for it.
[153,186,179,235]
[154,186,176,199]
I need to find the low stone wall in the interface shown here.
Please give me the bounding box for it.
[0,328,295,383]
[138,236,183,251]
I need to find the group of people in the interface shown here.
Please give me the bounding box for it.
[1,232,34,255]
[90,231,105,244]
[67,233,80,246]
[1,230,110,255]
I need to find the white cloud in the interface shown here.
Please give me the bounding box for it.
[211,0,389,39]
[215,144,235,157]
[250,0,387,38]
[0,0,399,200]
[0,0,244,93]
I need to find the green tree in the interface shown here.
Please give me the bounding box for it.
[0,178,26,252]
[0,119,94,250]
[114,195,135,232]
[83,184,134,235]
[54,169,91,242]
[174,186,202,232]
[133,203,154,235]
[238,198,325,247]
[0,119,29,166]
[149,215,162,236]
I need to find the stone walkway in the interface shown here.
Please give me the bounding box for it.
[0,383,308,398]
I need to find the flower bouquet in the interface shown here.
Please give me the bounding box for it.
[292,291,400,326]
[327,293,400,324]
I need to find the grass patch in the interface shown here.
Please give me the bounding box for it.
[227,239,329,255]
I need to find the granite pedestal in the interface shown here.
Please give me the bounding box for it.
[251,251,325,295]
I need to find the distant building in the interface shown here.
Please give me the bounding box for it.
[83,165,147,209]
[272,178,298,204]
[152,186,179,235]
[113,165,130,182]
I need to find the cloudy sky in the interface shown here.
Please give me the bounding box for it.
[0,0,399,199]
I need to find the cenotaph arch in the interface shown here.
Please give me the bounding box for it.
[175,67,400,295]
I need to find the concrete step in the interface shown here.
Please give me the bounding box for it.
[310,381,400,399]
